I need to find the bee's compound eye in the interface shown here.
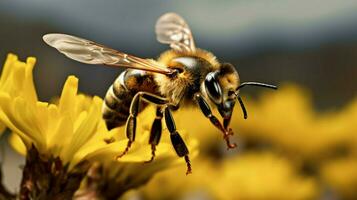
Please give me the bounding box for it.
[205,72,223,104]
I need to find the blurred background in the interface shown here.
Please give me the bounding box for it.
[0,0,356,199]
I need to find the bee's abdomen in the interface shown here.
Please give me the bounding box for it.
[102,70,158,130]
[102,75,132,130]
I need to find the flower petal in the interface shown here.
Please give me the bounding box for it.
[9,132,27,155]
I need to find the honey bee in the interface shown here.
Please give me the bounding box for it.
[43,13,277,174]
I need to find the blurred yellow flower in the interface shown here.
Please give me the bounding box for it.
[136,152,318,200]
[338,98,357,153]
[135,158,215,200]
[231,85,355,160]
[321,157,357,200]
[212,153,318,200]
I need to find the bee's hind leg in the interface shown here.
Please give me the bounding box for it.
[194,93,237,149]
[116,92,168,160]
[145,106,163,163]
[164,106,192,175]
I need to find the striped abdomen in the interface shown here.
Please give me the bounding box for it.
[102,69,159,130]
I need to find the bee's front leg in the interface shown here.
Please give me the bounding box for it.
[223,96,247,136]
[194,93,237,149]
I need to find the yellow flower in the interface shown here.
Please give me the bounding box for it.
[135,152,318,200]
[0,54,37,138]
[133,158,215,200]
[72,105,198,199]
[338,98,357,153]
[232,84,355,160]
[0,54,197,167]
[0,54,104,168]
[0,54,199,199]
[321,157,357,199]
[212,153,318,200]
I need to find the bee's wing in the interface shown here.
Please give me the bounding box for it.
[155,13,196,53]
[43,33,175,75]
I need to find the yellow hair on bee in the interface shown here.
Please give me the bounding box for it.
[157,48,220,69]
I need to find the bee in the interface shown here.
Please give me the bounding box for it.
[43,13,277,174]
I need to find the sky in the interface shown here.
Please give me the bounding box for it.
[1,0,357,56]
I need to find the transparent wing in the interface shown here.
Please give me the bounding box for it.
[43,33,175,75]
[155,13,196,53]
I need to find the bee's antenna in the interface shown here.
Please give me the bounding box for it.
[237,96,248,119]
[237,82,277,90]
[235,82,277,119]
[233,93,248,119]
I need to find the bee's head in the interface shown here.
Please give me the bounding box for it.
[203,63,239,119]
[203,63,277,129]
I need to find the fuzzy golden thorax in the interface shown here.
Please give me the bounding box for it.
[155,49,220,106]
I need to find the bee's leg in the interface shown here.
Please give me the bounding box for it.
[116,92,168,159]
[223,115,232,131]
[164,106,192,175]
[194,93,237,149]
[145,106,163,163]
